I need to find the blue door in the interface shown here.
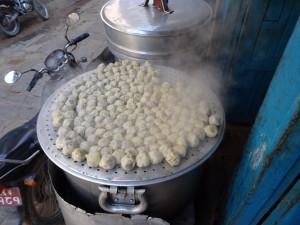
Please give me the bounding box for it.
[222,16,300,225]
[217,0,300,124]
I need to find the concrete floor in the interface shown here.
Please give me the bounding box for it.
[0,0,109,139]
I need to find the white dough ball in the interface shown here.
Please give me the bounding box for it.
[85,151,101,167]
[72,148,86,161]
[165,151,181,167]
[148,150,164,164]
[136,152,151,168]
[99,154,116,170]
[204,125,218,138]
[121,154,136,171]
[112,149,125,164]
[209,115,221,126]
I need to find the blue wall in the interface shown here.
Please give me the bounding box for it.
[222,16,300,224]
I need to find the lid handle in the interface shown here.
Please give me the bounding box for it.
[141,0,173,14]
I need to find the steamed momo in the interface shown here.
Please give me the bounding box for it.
[148,150,164,164]
[204,125,218,138]
[121,154,136,171]
[165,151,181,167]
[86,151,101,167]
[112,149,125,164]
[99,154,116,170]
[72,149,86,161]
[51,60,222,171]
[136,152,151,168]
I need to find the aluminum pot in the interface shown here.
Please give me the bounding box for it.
[37,67,225,220]
[62,164,202,219]
[100,0,213,65]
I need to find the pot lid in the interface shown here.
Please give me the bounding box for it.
[101,0,212,36]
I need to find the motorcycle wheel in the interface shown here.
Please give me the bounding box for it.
[24,154,63,225]
[33,0,49,20]
[0,8,20,36]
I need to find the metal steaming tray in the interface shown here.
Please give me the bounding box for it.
[37,66,225,186]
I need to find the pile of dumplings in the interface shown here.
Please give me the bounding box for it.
[51,60,221,171]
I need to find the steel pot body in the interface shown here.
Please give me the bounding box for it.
[63,165,202,219]
[101,0,212,65]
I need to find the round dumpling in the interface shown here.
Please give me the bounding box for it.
[95,128,106,137]
[57,126,71,137]
[71,148,86,161]
[121,140,134,150]
[87,134,100,145]
[74,126,86,137]
[204,125,218,137]
[86,151,101,167]
[85,127,96,138]
[79,141,91,152]
[144,136,156,146]
[112,149,125,164]
[110,139,122,150]
[148,150,164,164]
[100,147,113,156]
[136,152,151,168]
[121,154,136,171]
[124,147,138,156]
[132,136,143,148]
[165,151,181,167]
[64,110,76,119]
[65,130,77,139]
[176,136,187,147]
[62,140,78,156]
[52,116,64,128]
[98,138,111,148]
[186,133,199,148]
[55,137,65,150]
[159,145,172,158]
[99,154,116,170]
[173,145,187,158]
[89,146,101,153]
[209,115,221,126]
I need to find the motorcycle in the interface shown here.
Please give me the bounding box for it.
[1,12,89,225]
[0,0,49,36]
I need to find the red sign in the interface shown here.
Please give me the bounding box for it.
[0,187,23,206]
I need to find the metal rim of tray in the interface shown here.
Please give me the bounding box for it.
[37,66,225,186]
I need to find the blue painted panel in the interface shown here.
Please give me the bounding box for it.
[265,0,285,21]
[217,0,300,124]
[262,178,300,225]
[222,17,300,225]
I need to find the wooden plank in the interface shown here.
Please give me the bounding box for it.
[222,17,300,225]
[274,0,300,57]
[265,0,286,21]
[261,177,300,225]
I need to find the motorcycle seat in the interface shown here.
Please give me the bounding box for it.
[0,113,39,160]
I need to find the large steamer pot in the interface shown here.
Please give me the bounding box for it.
[37,67,225,220]
[100,0,213,65]
[64,164,202,218]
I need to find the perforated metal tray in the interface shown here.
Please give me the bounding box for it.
[37,66,225,186]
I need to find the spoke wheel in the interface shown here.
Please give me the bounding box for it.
[25,155,63,225]
[0,8,20,36]
[33,0,49,20]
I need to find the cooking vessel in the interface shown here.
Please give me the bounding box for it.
[100,0,213,65]
[37,66,225,219]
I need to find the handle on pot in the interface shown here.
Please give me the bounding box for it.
[141,0,173,14]
[98,186,148,214]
